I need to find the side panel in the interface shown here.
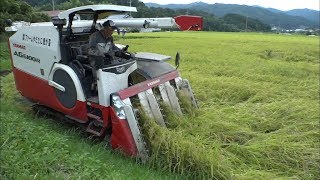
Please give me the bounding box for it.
[13,67,88,122]
[9,26,61,80]
[110,108,138,156]
[97,62,137,107]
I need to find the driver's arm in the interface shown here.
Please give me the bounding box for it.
[88,33,99,56]
[110,37,121,53]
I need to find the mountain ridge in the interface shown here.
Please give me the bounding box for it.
[145,2,319,29]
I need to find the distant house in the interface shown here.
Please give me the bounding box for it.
[294,29,310,33]
[41,10,62,18]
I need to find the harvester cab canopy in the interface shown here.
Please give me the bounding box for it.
[54,5,137,35]
[58,4,137,21]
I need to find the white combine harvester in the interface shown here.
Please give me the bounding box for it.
[6,5,198,160]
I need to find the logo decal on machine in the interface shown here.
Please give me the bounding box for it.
[14,51,40,63]
[13,43,26,50]
[22,34,51,47]
[147,79,160,87]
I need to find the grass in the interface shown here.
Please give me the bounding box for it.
[0,42,11,71]
[1,31,319,179]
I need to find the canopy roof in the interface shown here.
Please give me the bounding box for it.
[58,5,137,19]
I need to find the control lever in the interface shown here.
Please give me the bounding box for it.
[123,45,129,52]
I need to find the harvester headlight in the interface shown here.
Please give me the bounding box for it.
[112,95,126,120]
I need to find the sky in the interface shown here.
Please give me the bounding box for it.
[140,0,320,11]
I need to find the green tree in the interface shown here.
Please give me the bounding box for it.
[57,0,93,10]
[0,0,50,33]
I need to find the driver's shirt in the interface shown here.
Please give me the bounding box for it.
[88,31,118,56]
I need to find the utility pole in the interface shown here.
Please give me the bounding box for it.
[128,0,132,17]
[52,0,55,11]
[245,16,248,32]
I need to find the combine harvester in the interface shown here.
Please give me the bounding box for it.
[6,5,198,160]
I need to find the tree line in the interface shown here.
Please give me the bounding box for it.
[0,0,271,33]
[0,0,50,33]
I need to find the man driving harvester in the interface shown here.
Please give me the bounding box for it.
[89,20,119,63]
[88,20,131,90]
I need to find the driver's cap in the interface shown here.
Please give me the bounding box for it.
[103,20,117,29]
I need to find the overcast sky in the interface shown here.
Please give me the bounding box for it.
[140,0,319,11]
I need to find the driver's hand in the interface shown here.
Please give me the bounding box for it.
[115,50,123,57]
[123,45,129,52]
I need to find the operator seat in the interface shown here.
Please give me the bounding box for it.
[72,43,89,63]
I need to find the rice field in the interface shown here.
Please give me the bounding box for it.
[1,31,319,179]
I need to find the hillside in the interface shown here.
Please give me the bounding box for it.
[285,9,319,23]
[146,2,319,29]
[255,7,319,23]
